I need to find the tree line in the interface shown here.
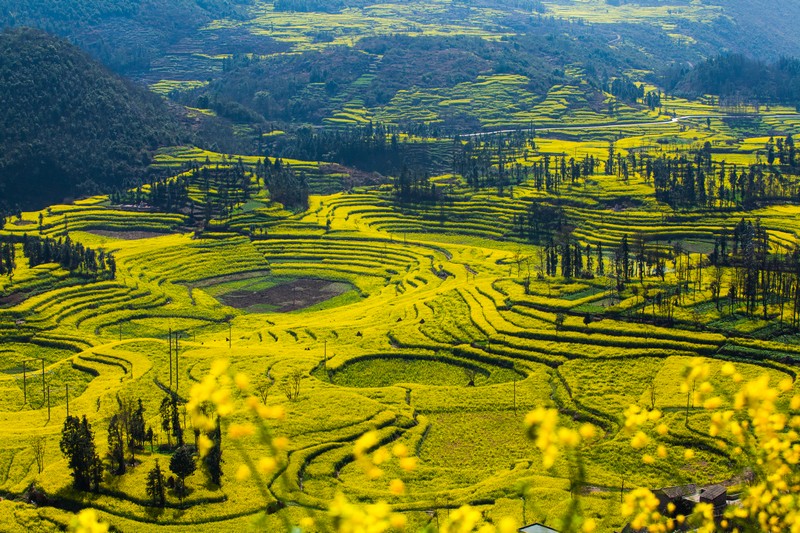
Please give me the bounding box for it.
[0,235,116,280]
[648,138,798,209]
[22,235,116,279]
[60,393,222,506]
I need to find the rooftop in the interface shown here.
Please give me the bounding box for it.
[519,524,560,533]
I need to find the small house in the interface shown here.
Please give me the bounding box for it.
[655,484,697,516]
[519,523,560,533]
[699,484,727,515]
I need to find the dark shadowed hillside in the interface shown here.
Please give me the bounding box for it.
[666,54,800,106]
[0,0,255,75]
[0,28,186,210]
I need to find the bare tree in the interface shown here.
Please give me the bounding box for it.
[649,378,657,410]
[31,436,46,474]
[280,370,303,401]
[255,378,272,404]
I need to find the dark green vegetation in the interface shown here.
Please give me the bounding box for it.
[183,20,701,130]
[667,54,800,106]
[0,0,256,75]
[0,28,185,210]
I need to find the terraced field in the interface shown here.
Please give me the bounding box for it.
[2,108,800,533]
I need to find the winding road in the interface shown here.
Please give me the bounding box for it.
[467,113,800,137]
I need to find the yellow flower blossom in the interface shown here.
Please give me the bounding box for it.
[399,457,418,472]
[69,509,108,533]
[258,404,286,420]
[392,443,409,458]
[579,424,596,440]
[440,505,482,533]
[355,431,379,458]
[390,513,407,530]
[228,422,255,439]
[234,372,250,391]
[197,434,214,457]
[631,431,649,449]
[372,447,391,465]
[210,359,230,377]
[389,478,405,495]
[235,464,251,481]
[257,456,277,475]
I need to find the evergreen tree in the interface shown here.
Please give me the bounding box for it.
[107,414,126,475]
[59,415,101,491]
[171,400,184,448]
[203,418,223,486]
[146,460,167,507]
[160,396,174,448]
[131,399,147,449]
[169,445,197,500]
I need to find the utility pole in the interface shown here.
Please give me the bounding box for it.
[513,375,517,413]
[169,328,173,392]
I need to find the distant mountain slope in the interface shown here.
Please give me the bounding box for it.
[709,0,800,59]
[0,0,254,75]
[666,54,800,105]
[0,28,186,209]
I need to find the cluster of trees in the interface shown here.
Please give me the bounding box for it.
[186,162,253,223]
[257,158,309,211]
[269,124,414,176]
[59,394,222,506]
[525,230,667,290]
[111,160,259,227]
[648,140,799,209]
[452,131,599,194]
[60,416,103,492]
[707,218,800,325]
[643,90,662,110]
[106,398,151,476]
[511,203,567,245]
[452,134,531,193]
[609,77,645,103]
[393,168,441,204]
[109,156,311,223]
[111,176,191,213]
[0,243,15,277]
[20,235,116,279]
[538,236,613,281]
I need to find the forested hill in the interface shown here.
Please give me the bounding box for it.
[0,28,186,210]
[0,0,253,74]
[666,54,800,107]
